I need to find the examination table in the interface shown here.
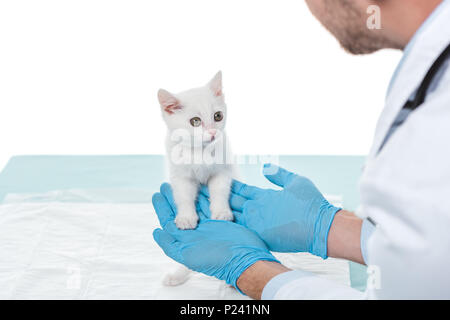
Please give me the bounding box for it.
[0,155,367,299]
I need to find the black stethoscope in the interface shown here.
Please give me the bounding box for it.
[377,42,450,154]
[367,42,450,227]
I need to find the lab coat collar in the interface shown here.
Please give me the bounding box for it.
[385,0,450,97]
[368,0,450,158]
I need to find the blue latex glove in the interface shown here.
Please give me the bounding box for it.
[152,183,279,292]
[197,164,341,259]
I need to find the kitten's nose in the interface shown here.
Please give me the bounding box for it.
[207,129,217,142]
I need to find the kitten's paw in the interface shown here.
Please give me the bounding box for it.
[175,214,199,230]
[211,207,234,221]
[163,273,189,286]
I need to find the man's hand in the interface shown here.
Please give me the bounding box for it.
[152,184,280,293]
[197,164,341,259]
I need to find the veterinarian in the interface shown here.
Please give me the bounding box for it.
[152,0,450,299]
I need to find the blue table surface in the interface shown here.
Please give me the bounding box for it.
[0,154,368,291]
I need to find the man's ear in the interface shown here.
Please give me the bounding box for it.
[208,71,223,97]
[158,89,182,115]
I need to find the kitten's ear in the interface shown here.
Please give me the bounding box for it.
[158,89,182,115]
[208,71,223,97]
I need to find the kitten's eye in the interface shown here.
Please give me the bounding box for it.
[190,117,202,127]
[214,111,223,122]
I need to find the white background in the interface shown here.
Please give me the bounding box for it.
[0,0,402,172]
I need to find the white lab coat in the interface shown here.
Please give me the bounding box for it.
[263,1,450,299]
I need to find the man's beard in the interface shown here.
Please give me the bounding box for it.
[320,0,399,54]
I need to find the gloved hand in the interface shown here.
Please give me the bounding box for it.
[152,183,279,292]
[197,164,341,259]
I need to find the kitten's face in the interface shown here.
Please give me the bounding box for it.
[158,72,227,145]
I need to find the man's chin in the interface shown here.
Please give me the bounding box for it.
[337,30,398,55]
[340,41,382,55]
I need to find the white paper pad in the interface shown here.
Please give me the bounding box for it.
[0,191,349,300]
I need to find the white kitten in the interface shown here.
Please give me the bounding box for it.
[158,71,235,285]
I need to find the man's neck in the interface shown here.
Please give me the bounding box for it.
[380,0,443,50]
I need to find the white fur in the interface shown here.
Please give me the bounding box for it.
[158,71,235,286]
